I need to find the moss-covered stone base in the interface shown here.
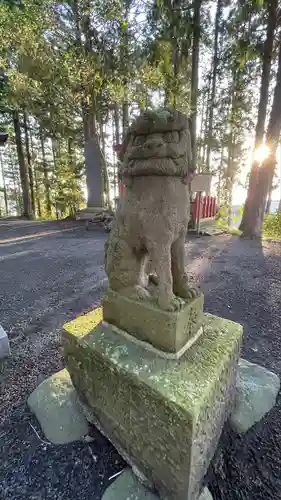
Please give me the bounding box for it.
[62,311,243,500]
[103,288,204,353]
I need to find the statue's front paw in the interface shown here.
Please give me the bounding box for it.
[134,285,151,301]
[158,294,185,312]
[119,285,151,301]
[176,285,200,300]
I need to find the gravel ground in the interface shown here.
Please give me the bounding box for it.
[1,221,281,500]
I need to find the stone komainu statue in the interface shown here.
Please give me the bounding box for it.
[104,108,198,312]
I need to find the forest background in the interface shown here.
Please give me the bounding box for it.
[0,0,280,238]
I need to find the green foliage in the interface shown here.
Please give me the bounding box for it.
[216,220,242,236]
[0,0,279,221]
[262,210,281,240]
[215,203,242,235]
[52,152,85,217]
[0,0,24,8]
[215,204,232,222]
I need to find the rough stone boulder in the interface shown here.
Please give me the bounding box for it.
[27,368,89,444]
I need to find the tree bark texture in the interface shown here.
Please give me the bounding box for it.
[29,122,41,217]
[23,112,35,215]
[206,0,222,172]
[190,0,202,173]
[240,0,278,235]
[13,110,32,218]
[0,151,8,214]
[241,38,281,238]
[40,127,52,217]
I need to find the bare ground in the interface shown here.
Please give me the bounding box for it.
[1,221,281,500]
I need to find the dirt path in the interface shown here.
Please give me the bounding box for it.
[1,229,281,500]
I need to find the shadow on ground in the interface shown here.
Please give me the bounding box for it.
[185,235,281,500]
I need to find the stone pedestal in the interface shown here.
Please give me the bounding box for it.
[0,324,10,358]
[62,311,242,500]
[103,289,204,355]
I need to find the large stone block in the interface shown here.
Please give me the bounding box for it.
[230,358,280,433]
[27,369,89,444]
[0,324,11,359]
[102,288,204,354]
[62,310,242,500]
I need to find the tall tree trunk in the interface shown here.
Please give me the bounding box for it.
[9,147,21,214]
[122,0,130,138]
[0,151,8,214]
[171,0,181,108]
[202,73,212,167]
[227,181,233,227]
[114,104,121,200]
[51,138,57,171]
[99,121,112,212]
[97,114,109,210]
[217,147,224,206]
[225,156,234,226]
[198,90,206,168]
[114,104,121,146]
[13,110,32,218]
[172,42,180,108]
[79,2,104,209]
[29,123,41,217]
[73,0,96,142]
[206,0,222,172]
[81,2,96,142]
[67,138,76,215]
[52,138,59,217]
[23,112,35,215]
[122,102,129,139]
[72,0,81,44]
[223,72,236,219]
[240,0,278,234]
[164,87,170,107]
[74,0,95,142]
[190,0,202,173]
[40,127,52,217]
[265,187,272,214]
[241,39,281,238]
[253,0,278,148]
[99,119,106,158]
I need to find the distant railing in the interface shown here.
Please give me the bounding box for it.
[192,196,217,220]
[119,186,216,219]
[119,182,125,196]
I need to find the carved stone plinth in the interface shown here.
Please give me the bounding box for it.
[102,289,204,355]
[62,311,243,500]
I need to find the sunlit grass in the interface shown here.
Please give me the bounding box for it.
[216,219,242,236]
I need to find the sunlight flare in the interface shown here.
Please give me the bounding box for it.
[253,144,270,164]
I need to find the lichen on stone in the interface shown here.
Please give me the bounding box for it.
[62,311,242,500]
[64,312,242,415]
[64,307,103,337]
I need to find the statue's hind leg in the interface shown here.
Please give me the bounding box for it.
[105,236,150,301]
[146,241,184,311]
[171,234,199,299]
